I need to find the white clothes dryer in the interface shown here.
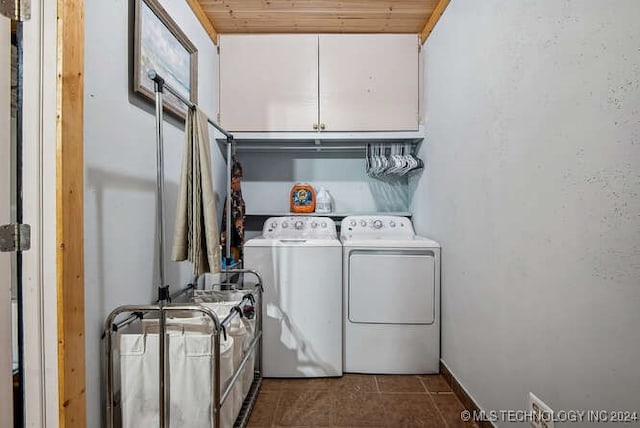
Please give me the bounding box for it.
[244,217,342,377]
[341,216,441,374]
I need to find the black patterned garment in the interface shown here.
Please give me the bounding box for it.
[220,154,246,263]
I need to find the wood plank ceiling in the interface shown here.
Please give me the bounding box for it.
[195,0,442,36]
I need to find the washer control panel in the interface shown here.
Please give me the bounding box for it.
[263,216,337,239]
[341,216,415,240]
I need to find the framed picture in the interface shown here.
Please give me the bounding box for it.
[134,0,198,119]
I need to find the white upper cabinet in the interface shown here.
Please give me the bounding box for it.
[318,34,419,132]
[219,34,420,132]
[219,35,319,132]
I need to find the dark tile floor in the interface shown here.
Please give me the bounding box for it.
[246,374,479,428]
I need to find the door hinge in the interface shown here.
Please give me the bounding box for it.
[0,223,31,252]
[0,0,31,21]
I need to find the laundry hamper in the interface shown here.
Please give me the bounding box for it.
[105,72,263,428]
[120,316,236,428]
[200,302,245,418]
[195,295,257,402]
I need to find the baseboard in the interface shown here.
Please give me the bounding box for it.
[440,361,497,428]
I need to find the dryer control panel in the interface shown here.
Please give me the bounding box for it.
[340,216,415,240]
[263,216,337,239]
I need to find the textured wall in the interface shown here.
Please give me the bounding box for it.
[413,0,640,426]
[84,0,224,423]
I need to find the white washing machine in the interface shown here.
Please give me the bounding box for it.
[243,216,342,377]
[341,215,441,374]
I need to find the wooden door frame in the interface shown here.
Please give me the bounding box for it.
[56,0,85,426]
[22,0,87,425]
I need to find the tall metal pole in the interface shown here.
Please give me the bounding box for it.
[151,72,167,301]
[226,136,233,266]
[105,327,114,427]
[151,70,168,428]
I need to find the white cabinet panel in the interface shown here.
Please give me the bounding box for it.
[219,34,420,133]
[219,35,319,132]
[319,34,419,131]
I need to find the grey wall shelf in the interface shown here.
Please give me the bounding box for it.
[246,211,412,218]
[214,128,425,155]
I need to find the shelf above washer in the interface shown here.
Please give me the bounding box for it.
[247,211,412,216]
[246,211,412,219]
[214,128,425,153]
[245,212,412,229]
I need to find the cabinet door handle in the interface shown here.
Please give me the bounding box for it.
[320,123,326,130]
[313,123,319,130]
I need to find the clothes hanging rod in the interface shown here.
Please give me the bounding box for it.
[226,140,422,152]
[235,145,368,151]
[233,142,420,152]
[148,70,233,140]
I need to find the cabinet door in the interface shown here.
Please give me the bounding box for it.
[219,35,319,132]
[319,34,419,132]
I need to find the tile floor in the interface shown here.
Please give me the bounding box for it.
[246,374,479,427]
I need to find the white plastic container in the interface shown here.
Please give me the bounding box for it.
[315,187,333,214]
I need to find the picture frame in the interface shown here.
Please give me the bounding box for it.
[133,0,198,119]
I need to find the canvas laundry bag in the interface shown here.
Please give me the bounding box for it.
[193,292,258,398]
[201,302,250,415]
[120,318,235,427]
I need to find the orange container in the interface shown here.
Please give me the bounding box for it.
[290,183,316,213]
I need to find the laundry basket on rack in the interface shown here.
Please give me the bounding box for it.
[193,291,258,403]
[119,315,235,428]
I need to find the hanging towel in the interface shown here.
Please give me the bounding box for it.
[220,155,246,262]
[172,108,221,275]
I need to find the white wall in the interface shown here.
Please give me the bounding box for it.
[84,0,224,423]
[413,0,640,426]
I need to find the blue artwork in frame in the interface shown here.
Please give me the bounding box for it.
[134,0,198,118]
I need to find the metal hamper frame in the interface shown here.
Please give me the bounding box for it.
[103,70,263,428]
